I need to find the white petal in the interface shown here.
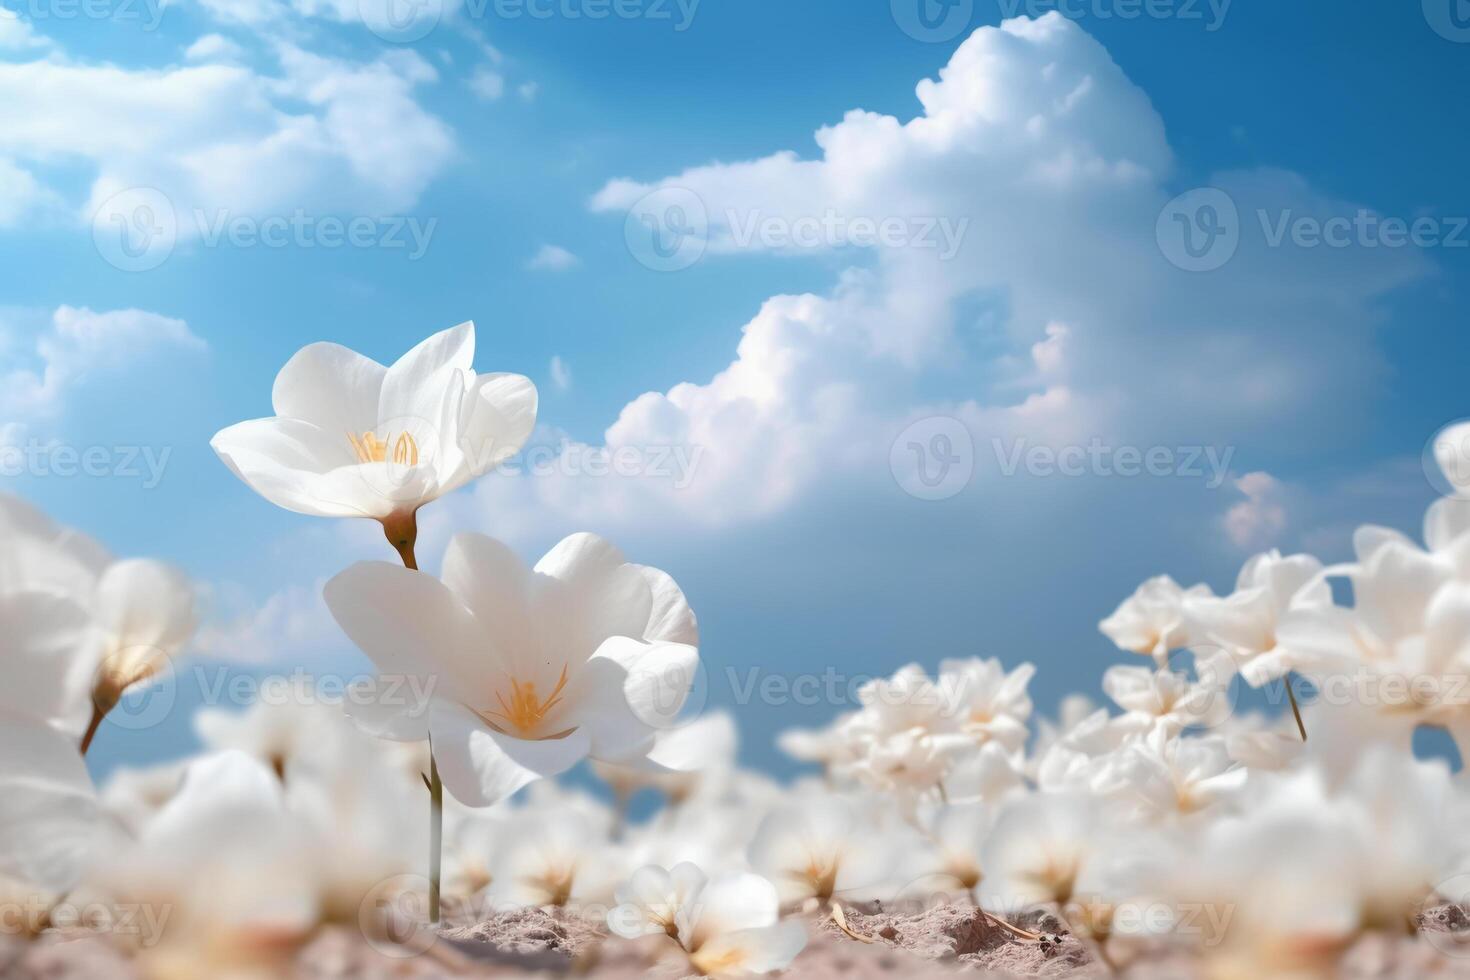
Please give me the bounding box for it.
[323,562,490,739]
[449,372,538,489]
[0,710,103,893]
[690,920,807,977]
[638,564,699,646]
[685,872,779,947]
[532,533,655,668]
[0,591,96,732]
[429,700,590,807]
[379,321,475,425]
[271,340,386,436]
[439,533,537,678]
[212,417,394,518]
[95,558,197,658]
[574,637,698,760]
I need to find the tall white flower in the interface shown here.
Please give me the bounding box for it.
[608,863,806,977]
[324,531,700,806]
[210,323,536,545]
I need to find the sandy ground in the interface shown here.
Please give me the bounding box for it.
[9,903,1470,978]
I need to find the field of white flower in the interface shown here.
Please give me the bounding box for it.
[7,324,1470,979]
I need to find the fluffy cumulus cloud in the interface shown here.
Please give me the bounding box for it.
[453,13,1425,540]
[0,36,453,239]
[0,306,205,419]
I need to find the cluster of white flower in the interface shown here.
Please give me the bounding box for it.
[7,325,1470,978]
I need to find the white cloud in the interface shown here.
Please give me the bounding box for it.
[539,13,1426,530]
[0,306,205,418]
[1222,471,1288,551]
[0,157,54,227]
[517,81,539,102]
[0,42,453,237]
[184,33,247,63]
[0,13,49,50]
[468,66,504,101]
[549,355,571,391]
[527,243,578,271]
[195,580,341,664]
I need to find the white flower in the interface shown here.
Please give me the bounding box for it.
[324,531,700,806]
[211,322,536,528]
[92,752,321,967]
[1187,550,1331,686]
[941,740,1027,805]
[485,809,623,910]
[1092,729,1246,823]
[1099,575,1211,664]
[776,711,862,771]
[0,495,196,737]
[1101,656,1232,734]
[980,792,1102,910]
[608,863,806,977]
[937,657,1036,751]
[748,796,902,906]
[924,802,995,896]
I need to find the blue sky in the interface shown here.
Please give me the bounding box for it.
[3,0,1469,778]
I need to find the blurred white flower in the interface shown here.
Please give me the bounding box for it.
[937,657,1036,751]
[607,862,806,977]
[325,531,700,806]
[776,711,862,773]
[0,494,196,745]
[211,322,536,532]
[485,809,623,911]
[594,711,739,810]
[0,709,107,924]
[748,796,901,906]
[1100,576,1211,664]
[1092,729,1246,823]
[980,792,1102,911]
[91,752,321,971]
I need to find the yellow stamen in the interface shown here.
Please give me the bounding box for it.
[482,665,571,737]
[348,431,419,465]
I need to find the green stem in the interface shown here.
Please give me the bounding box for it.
[430,753,443,925]
[1285,675,1307,742]
[382,511,441,926]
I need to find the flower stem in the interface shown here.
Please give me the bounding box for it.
[79,705,105,756]
[381,511,442,926]
[429,753,443,925]
[1285,674,1307,741]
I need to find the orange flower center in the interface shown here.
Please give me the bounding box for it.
[482,666,571,737]
[348,431,419,465]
